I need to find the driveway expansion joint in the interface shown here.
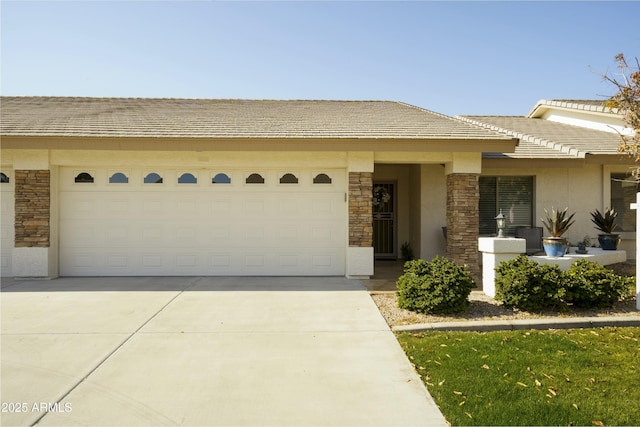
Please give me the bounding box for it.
[30,277,202,426]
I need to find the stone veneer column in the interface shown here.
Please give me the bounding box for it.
[347,171,374,278]
[349,172,373,247]
[446,173,480,279]
[14,170,50,248]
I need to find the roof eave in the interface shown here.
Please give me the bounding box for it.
[0,135,519,153]
[527,99,622,119]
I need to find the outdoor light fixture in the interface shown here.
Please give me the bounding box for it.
[495,209,506,238]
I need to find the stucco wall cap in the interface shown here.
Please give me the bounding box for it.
[478,237,526,253]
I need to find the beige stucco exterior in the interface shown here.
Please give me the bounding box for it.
[3,145,636,279]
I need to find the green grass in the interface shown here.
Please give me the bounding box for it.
[397,327,640,426]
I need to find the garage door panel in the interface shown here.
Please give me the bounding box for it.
[60,168,346,276]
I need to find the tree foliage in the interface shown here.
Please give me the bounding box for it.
[601,53,640,174]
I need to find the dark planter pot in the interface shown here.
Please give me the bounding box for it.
[543,237,568,257]
[598,233,621,250]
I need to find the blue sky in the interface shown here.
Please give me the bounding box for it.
[1,1,638,116]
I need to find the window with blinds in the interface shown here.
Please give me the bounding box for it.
[479,176,534,236]
[611,173,638,232]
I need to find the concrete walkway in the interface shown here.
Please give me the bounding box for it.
[1,277,447,427]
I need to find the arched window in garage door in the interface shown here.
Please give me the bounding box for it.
[178,173,197,184]
[313,173,332,184]
[109,172,129,184]
[212,173,231,184]
[144,172,163,184]
[246,173,265,184]
[74,172,94,183]
[279,173,299,184]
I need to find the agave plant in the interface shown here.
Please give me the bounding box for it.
[541,207,576,237]
[590,208,618,234]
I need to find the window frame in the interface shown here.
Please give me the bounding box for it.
[245,173,265,185]
[313,173,333,185]
[609,171,638,233]
[212,173,232,185]
[479,175,535,237]
[74,171,95,184]
[143,172,164,184]
[279,173,299,184]
[108,172,130,184]
[177,172,198,184]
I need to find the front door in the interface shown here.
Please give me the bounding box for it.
[373,182,396,259]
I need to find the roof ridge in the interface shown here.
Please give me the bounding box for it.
[0,96,396,103]
[396,101,519,141]
[456,115,586,159]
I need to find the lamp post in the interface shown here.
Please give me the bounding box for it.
[495,209,506,238]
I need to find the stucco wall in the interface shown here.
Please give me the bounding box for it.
[420,165,447,261]
[408,165,422,258]
[541,110,632,136]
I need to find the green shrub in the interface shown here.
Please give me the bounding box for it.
[396,256,475,314]
[563,259,633,308]
[495,256,565,311]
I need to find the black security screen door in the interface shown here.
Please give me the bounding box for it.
[373,183,396,258]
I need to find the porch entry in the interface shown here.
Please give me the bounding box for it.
[373,182,396,259]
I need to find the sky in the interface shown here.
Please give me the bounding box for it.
[1,1,639,116]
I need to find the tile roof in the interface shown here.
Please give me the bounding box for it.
[458,115,623,159]
[0,97,514,142]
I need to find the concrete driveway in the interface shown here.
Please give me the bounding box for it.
[1,277,446,426]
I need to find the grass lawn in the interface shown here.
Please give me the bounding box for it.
[397,327,640,426]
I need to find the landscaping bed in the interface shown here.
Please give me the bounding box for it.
[371,291,639,327]
[368,262,638,327]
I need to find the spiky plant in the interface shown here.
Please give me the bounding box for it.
[590,208,618,234]
[541,207,576,237]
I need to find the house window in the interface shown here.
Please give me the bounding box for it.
[178,173,197,184]
[279,173,298,184]
[0,172,9,183]
[144,172,163,184]
[212,173,231,184]
[74,172,94,183]
[246,173,265,184]
[109,172,129,184]
[479,176,534,236]
[313,173,332,184]
[611,173,638,232]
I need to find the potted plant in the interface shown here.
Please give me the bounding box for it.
[400,241,414,262]
[575,235,592,254]
[541,207,575,257]
[590,208,621,250]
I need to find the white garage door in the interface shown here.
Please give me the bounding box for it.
[60,168,346,276]
[1,169,14,277]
